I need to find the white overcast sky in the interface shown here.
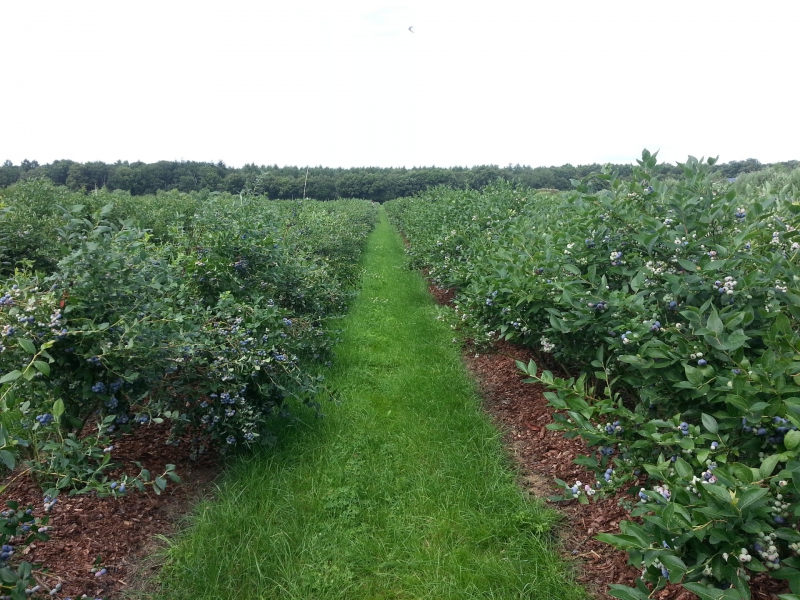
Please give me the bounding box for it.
[1,1,797,169]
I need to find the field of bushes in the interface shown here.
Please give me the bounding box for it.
[386,152,800,600]
[4,152,800,599]
[0,179,375,597]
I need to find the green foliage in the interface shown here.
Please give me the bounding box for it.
[8,157,796,202]
[387,150,800,597]
[0,186,376,499]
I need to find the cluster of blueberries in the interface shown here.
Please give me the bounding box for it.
[0,544,13,563]
[43,495,57,512]
[638,485,670,503]
[742,416,795,445]
[35,413,54,427]
[587,301,608,312]
[36,413,54,427]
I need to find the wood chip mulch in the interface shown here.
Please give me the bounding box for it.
[0,424,220,599]
[429,281,788,600]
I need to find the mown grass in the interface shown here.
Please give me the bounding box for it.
[155,208,585,599]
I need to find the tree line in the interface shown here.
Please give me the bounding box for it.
[1,157,795,202]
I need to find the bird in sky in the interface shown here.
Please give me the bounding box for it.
[408,26,414,33]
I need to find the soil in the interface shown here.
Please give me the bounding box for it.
[0,424,220,599]
[0,281,788,599]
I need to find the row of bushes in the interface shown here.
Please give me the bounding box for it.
[386,152,800,599]
[0,182,375,597]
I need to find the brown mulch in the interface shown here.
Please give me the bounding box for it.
[0,424,220,599]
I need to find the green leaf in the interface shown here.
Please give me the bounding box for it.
[17,338,36,354]
[677,259,700,272]
[737,487,769,512]
[682,582,737,599]
[0,566,17,584]
[785,430,800,451]
[659,553,687,581]
[0,370,22,384]
[701,413,719,434]
[33,361,50,377]
[596,533,646,549]
[707,311,724,337]
[0,450,15,470]
[685,364,705,386]
[674,457,693,479]
[630,271,645,292]
[761,454,782,479]
[608,585,651,600]
[52,399,65,419]
[704,484,732,504]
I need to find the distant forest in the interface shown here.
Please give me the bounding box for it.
[1,157,795,202]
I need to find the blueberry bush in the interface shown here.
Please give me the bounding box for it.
[386,152,800,599]
[0,182,375,503]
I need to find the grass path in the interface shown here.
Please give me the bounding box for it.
[156,208,585,599]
